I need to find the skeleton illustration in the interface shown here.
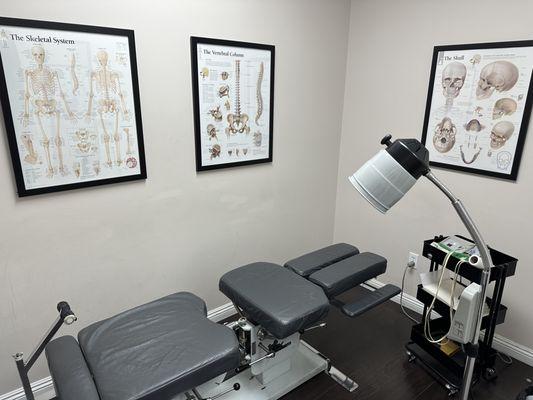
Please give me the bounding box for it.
[470,54,481,66]
[226,60,250,136]
[476,61,519,100]
[114,129,123,166]
[93,161,101,176]
[464,119,484,132]
[442,62,466,106]
[492,98,517,119]
[221,71,229,80]
[228,150,233,156]
[218,85,229,98]
[200,68,209,79]
[23,45,75,177]
[73,161,81,178]
[496,151,512,170]
[209,144,221,160]
[224,99,231,111]
[433,117,457,153]
[207,124,218,140]
[124,128,133,155]
[208,106,223,122]
[70,54,79,95]
[474,106,484,117]
[20,134,39,164]
[490,121,514,149]
[255,62,264,125]
[253,131,262,147]
[236,148,240,156]
[243,148,248,156]
[86,50,130,168]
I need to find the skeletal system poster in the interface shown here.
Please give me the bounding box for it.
[422,43,533,180]
[192,37,274,171]
[0,19,145,196]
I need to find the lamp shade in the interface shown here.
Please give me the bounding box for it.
[349,136,430,213]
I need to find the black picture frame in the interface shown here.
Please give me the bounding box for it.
[421,41,533,181]
[191,36,275,171]
[0,16,147,196]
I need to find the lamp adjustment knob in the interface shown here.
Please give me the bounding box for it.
[381,134,393,147]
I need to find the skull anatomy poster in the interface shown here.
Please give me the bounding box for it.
[0,17,146,196]
[191,37,274,171]
[421,41,533,180]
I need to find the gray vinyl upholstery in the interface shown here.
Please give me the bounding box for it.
[284,243,359,277]
[220,262,330,339]
[309,252,387,297]
[46,335,100,400]
[77,292,240,400]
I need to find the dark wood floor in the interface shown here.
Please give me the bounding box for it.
[282,288,533,400]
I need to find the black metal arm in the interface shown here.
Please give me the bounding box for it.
[13,301,77,400]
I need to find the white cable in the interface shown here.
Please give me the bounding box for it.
[424,251,465,344]
[400,264,420,324]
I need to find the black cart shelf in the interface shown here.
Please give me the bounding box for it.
[405,235,517,396]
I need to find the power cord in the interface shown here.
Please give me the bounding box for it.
[424,251,465,344]
[497,351,513,365]
[400,263,420,324]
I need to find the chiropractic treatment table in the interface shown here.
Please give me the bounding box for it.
[15,243,401,400]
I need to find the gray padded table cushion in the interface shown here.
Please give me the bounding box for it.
[284,243,360,277]
[309,252,387,297]
[46,335,100,400]
[220,262,330,339]
[78,292,240,400]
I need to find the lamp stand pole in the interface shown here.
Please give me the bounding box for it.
[425,171,493,400]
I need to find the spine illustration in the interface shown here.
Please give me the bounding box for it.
[255,62,264,125]
[226,60,250,136]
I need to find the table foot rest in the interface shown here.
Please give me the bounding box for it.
[341,284,401,318]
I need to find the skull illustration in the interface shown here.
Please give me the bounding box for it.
[96,50,109,67]
[442,62,467,101]
[433,117,457,153]
[496,151,512,170]
[476,61,519,100]
[490,121,514,149]
[31,45,45,65]
[464,119,484,132]
[492,98,517,119]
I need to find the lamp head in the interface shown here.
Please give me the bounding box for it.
[349,135,430,213]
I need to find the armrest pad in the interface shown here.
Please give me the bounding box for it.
[308,252,387,297]
[341,285,401,318]
[284,243,359,277]
[46,336,100,400]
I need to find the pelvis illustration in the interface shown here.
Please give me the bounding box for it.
[227,113,250,135]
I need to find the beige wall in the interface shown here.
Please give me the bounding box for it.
[335,0,533,350]
[0,0,351,392]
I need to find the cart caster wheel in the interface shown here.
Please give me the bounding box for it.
[445,384,458,397]
[406,351,416,363]
[483,367,498,381]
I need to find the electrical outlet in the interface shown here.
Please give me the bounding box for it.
[408,252,419,269]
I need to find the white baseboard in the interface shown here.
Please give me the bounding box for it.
[0,377,54,400]
[4,286,533,400]
[0,303,237,400]
[365,278,533,367]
